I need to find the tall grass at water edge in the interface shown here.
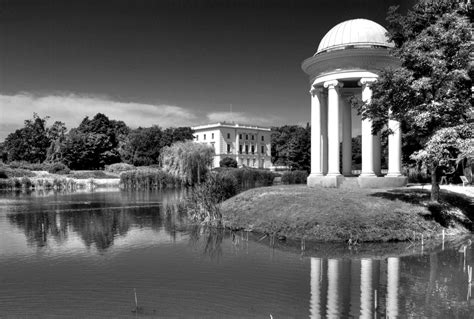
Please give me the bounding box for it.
[215,168,275,191]
[120,169,182,190]
[0,177,81,190]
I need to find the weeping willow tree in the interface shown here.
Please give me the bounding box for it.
[160,141,214,185]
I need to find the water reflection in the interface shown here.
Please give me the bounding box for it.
[2,190,186,251]
[309,242,473,318]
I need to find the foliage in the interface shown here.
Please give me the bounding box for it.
[121,126,193,166]
[69,170,117,179]
[219,157,238,168]
[271,124,311,171]
[119,168,181,189]
[354,1,473,201]
[160,141,214,185]
[216,167,275,190]
[104,162,135,173]
[186,172,239,226]
[281,170,309,184]
[3,114,52,163]
[60,113,125,170]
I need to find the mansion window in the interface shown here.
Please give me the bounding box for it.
[261,145,265,154]
[261,136,264,141]
[246,134,248,140]
[251,145,255,154]
[245,145,249,154]
[239,134,242,139]
[239,145,243,154]
[211,133,214,139]
[227,133,231,139]
[204,134,206,140]
[251,135,254,140]
[227,144,231,153]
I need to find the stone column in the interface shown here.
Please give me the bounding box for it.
[321,93,329,175]
[359,78,377,177]
[341,95,352,176]
[324,80,343,176]
[310,87,323,177]
[387,112,402,177]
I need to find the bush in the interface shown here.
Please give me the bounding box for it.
[70,171,116,179]
[281,170,309,184]
[403,166,430,184]
[105,163,135,173]
[186,172,239,225]
[48,163,70,175]
[120,168,182,190]
[219,157,238,168]
[220,168,274,190]
[0,170,7,179]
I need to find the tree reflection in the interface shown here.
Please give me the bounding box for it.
[7,205,166,251]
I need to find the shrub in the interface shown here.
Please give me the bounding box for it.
[21,177,32,188]
[281,170,309,184]
[220,168,274,190]
[119,168,182,190]
[403,166,430,184]
[0,170,7,179]
[70,171,116,179]
[105,163,135,173]
[48,163,70,175]
[186,172,239,225]
[219,157,238,168]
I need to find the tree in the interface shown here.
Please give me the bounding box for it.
[220,157,238,168]
[160,141,214,185]
[271,124,311,171]
[61,113,125,169]
[3,113,52,163]
[356,0,473,201]
[120,126,193,166]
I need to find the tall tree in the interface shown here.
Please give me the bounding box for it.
[356,0,473,201]
[3,113,52,163]
[160,141,214,185]
[61,113,125,169]
[271,125,311,171]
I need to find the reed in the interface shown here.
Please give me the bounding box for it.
[216,167,275,190]
[120,168,182,190]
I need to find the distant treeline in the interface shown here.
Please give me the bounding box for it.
[0,113,194,170]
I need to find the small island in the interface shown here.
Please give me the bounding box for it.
[221,184,473,242]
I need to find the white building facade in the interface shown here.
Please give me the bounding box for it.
[302,19,407,188]
[192,122,272,169]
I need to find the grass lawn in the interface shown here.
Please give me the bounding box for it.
[220,185,473,242]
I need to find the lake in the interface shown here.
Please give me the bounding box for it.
[0,189,473,318]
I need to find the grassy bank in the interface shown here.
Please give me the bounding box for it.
[220,185,473,242]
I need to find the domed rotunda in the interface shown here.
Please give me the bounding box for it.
[302,19,407,188]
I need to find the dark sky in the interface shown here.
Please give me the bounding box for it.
[0,0,415,139]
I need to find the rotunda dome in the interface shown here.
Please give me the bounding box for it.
[316,19,393,54]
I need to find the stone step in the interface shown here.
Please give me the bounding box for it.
[339,177,360,189]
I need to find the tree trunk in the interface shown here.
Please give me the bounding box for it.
[430,164,440,202]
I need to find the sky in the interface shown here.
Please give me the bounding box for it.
[0,0,415,141]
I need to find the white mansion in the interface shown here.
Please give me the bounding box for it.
[192,122,272,169]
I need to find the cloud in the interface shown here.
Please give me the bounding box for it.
[206,111,281,127]
[0,92,198,140]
